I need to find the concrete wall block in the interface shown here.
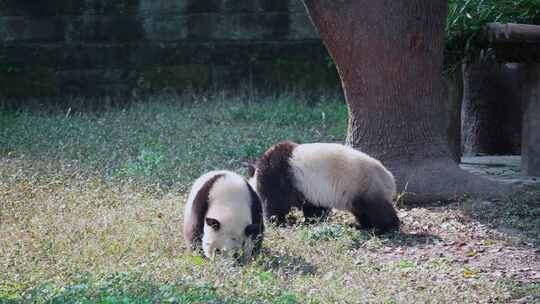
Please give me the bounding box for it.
[186,0,222,13]
[184,14,212,40]
[57,65,212,95]
[77,0,140,16]
[221,0,262,13]
[2,44,131,69]
[64,15,144,43]
[289,0,307,13]
[142,15,188,41]
[0,15,147,43]
[288,12,318,39]
[139,0,189,16]
[202,13,290,40]
[0,0,141,16]
[260,0,290,12]
[1,42,215,69]
[0,0,333,97]
[220,0,292,13]
[0,16,60,42]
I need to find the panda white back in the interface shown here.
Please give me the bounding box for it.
[184,170,230,220]
[289,143,396,210]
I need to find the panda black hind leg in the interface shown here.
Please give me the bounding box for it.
[350,195,400,234]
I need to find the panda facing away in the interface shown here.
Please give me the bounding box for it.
[248,141,400,234]
[183,170,264,260]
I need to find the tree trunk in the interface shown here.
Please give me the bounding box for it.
[303,0,510,203]
[461,63,523,156]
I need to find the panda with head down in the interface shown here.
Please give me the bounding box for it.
[183,170,264,260]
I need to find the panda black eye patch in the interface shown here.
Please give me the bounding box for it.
[205,217,221,230]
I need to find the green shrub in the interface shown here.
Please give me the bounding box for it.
[445,0,540,68]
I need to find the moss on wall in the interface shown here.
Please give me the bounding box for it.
[0,66,58,97]
[262,58,339,89]
[139,65,210,90]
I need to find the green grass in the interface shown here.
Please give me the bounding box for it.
[0,93,347,194]
[1,273,221,303]
[0,272,300,304]
[1,93,538,303]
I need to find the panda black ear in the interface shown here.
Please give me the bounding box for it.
[205,218,220,230]
[245,224,260,237]
[247,164,256,177]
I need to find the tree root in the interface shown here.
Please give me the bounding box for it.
[387,158,513,204]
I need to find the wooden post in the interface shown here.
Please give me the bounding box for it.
[481,23,540,176]
[445,65,463,162]
[522,64,540,177]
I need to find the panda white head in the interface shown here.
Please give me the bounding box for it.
[201,172,262,260]
[202,216,260,260]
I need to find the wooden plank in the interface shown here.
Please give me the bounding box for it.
[484,23,540,44]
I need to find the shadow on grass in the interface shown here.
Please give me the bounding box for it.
[257,248,317,276]
[399,185,540,248]
[458,187,540,247]
[381,231,443,247]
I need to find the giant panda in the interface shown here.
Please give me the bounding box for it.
[183,170,264,259]
[248,141,399,234]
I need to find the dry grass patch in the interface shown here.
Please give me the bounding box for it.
[2,160,538,302]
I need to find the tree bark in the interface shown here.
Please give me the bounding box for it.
[303,0,510,203]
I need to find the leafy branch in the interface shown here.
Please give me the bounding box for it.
[444,0,540,69]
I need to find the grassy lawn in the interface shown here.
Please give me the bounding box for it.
[1,93,539,303]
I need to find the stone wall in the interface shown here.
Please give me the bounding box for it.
[0,0,338,98]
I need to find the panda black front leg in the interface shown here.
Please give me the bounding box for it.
[350,195,400,235]
[350,205,374,231]
[264,205,291,226]
[301,202,330,223]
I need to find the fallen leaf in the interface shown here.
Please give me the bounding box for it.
[463,268,475,278]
